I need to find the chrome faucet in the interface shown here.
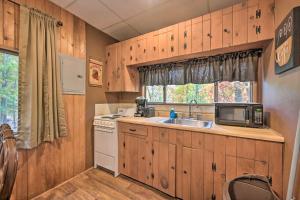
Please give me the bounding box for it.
[189,99,198,119]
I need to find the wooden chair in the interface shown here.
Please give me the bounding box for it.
[0,124,18,200]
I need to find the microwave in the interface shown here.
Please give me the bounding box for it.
[215,103,264,128]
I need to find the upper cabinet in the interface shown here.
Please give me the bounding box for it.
[222,7,233,48]
[179,20,192,55]
[248,0,274,43]
[211,10,223,50]
[191,16,203,53]
[105,0,274,92]
[233,2,248,45]
[202,14,211,52]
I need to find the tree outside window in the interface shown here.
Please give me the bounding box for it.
[0,52,18,131]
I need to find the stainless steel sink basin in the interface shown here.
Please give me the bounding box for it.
[159,118,213,128]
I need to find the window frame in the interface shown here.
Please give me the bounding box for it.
[0,49,19,132]
[144,82,255,105]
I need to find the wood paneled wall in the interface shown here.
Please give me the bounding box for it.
[263,0,300,198]
[0,0,87,199]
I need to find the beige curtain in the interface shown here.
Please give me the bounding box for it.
[17,7,67,149]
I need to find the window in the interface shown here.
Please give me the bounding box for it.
[145,81,253,104]
[0,51,18,131]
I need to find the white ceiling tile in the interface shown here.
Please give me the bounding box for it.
[49,0,75,8]
[102,22,140,41]
[66,0,122,29]
[99,0,169,19]
[209,0,241,12]
[126,0,209,34]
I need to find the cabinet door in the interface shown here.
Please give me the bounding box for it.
[153,141,176,196]
[204,150,214,200]
[211,10,223,50]
[191,16,203,53]
[124,134,139,179]
[136,35,147,64]
[167,24,179,58]
[146,31,159,62]
[202,14,211,51]
[222,7,233,48]
[233,2,248,45]
[248,0,259,43]
[105,44,117,91]
[191,148,205,200]
[138,138,153,186]
[182,147,192,200]
[118,132,126,174]
[179,20,192,55]
[158,28,168,59]
[126,38,137,65]
[257,0,274,40]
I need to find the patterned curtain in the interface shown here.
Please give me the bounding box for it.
[139,49,262,86]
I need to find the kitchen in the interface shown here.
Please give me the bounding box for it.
[0,0,299,200]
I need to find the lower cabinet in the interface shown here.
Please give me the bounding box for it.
[153,141,176,196]
[118,123,283,200]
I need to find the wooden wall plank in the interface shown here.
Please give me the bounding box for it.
[3,0,15,48]
[0,0,4,46]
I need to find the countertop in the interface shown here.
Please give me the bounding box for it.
[117,117,284,143]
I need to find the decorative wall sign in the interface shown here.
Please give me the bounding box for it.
[89,59,103,86]
[275,6,300,74]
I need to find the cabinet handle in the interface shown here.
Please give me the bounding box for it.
[161,48,164,52]
[123,163,125,168]
[107,52,110,57]
[171,46,174,52]
[129,128,136,132]
[142,156,145,160]
[183,170,187,174]
[153,46,156,51]
[256,26,261,34]
[170,34,174,41]
[207,33,212,38]
[256,9,261,18]
[144,49,146,53]
[130,56,133,60]
[184,31,187,38]
[171,166,175,170]
[130,46,133,51]
[77,75,83,79]
[184,43,187,49]
[224,28,230,33]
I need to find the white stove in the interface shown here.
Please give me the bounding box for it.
[93,108,135,176]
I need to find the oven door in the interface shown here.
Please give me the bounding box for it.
[94,126,115,156]
[216,104,250,126]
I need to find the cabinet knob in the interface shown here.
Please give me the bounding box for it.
[153,46,156,51]
[171,166,175,170]
[207,33,212,38]
[184,43,187,49]
[170,34,174,41]
[161,48,164,52]
[107,52,110,57]
[171,46,174,52]
[184,31,187,38]
[77,75,82,79]
[183,170,187,174]
[144,49,146,53]
[224,28,230,33]
[130,46,133,51]
[138,44,140,48]
[142,156,145,160]
[130,56,133,60]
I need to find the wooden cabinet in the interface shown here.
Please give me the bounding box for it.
[248,0,274,43]
[202,14,211,52]
[105,43,122,92]
[153,141,176,196]
[210,10,223,50]
[179,20,192,55]
[136,35,147,64]
[123,38,137,66]
[158,25,178,59]
[146,31,159,62]
[222,7,233,48]
[191,16,203,53]
[233,2,248,45]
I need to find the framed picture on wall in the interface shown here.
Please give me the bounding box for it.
[89,58,103,87]
[275,6,300,74]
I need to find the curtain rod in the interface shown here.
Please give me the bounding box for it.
[7,0,63,27]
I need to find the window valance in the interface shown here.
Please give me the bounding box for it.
[138,49,262,86]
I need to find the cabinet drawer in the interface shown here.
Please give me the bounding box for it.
[120,123,148,136]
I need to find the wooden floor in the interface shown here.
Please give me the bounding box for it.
[33,168,173,200]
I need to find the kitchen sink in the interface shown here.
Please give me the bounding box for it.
[159,118,213,128]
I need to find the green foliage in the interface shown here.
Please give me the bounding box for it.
[0,52,18,130]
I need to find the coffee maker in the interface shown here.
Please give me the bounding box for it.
[134,96,147,117]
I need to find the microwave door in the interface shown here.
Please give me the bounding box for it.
[218,106,249,126]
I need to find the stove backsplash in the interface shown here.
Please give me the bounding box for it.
[95,103,136,116]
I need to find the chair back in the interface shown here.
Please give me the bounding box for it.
[0,124,18,200]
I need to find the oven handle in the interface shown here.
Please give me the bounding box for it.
[94,127,114,133]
